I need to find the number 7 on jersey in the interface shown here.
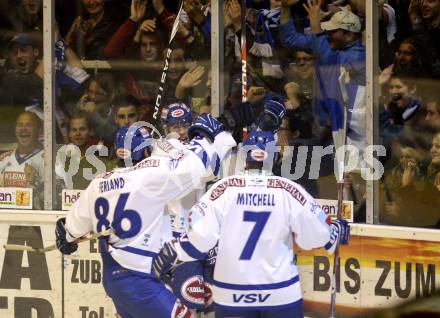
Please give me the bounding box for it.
[240,211,271,260]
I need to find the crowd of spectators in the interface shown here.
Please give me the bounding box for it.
[0,0,438,227]
[377,0,440,228]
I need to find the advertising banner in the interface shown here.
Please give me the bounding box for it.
[0,187,33,209]
[61,190,83,211]
[1,212,439,318]
[297,228,440,317]
[63,239,116,317]
[0,212,116,318]
[315,199,354,222]
[0,212,62,317]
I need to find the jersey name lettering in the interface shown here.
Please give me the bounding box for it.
[236,193,275,207]
[210,178,246,201]
[267,179,307,206]
[99,177,125,193]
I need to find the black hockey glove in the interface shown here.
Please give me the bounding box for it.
[219,102,259,131]
[55,217,78,255]
[152,240,181,280]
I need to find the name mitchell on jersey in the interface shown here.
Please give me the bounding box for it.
[236,193,275,207]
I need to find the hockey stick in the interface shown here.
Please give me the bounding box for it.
[153,1,185,126]
[241,0,248,140]
[3,227,114,253]
[329,68,349,318]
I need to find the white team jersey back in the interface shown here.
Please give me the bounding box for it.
[66,133,236,274]
[178,173,331,309]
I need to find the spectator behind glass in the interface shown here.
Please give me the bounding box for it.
[59,111,114,190]
[394,38,422,72]
[67,112,96,153]
[65,0,125,59]
[105,0,207,118]
[427,132,440,227]
[387,75,419,125]
[273,106,320,197]
[285,50,316,101]
[139,30,163,62]
[7,34,39,75]
[0,0,42,47]
[284,81,318,135]
[165,47,202,106]
[428,132,440,193]
[114,96,140,129]
[279,0,366,147]
[382,141,433,227]
[76,73,120,145]
[408,0,440,77]
[381,133,440,228]
[378,0,397,68]
[379,71,425,147]
[425,90,440,132]
[0,33,43,108]
[379,38,426,85]
[104,0,166,120]
[7,0,43,34]
[0,111,44,209]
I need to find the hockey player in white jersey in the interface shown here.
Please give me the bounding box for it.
[55,113,236,318]
[152,129,350,318]
[165,102,193,145]
[163,102,200,239]
[162,103,212,312]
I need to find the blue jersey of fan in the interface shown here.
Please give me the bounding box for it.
[176,172,332,310]
[65,132,235,274]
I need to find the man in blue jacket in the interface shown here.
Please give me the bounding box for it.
[279,0,366,148]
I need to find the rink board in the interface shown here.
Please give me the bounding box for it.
[297,224,440,317]
[0,211,439,318]
[0,211,117,317]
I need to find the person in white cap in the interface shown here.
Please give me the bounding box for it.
[279,0,366,160]
[280,0,363,49]
[319,8,362,49]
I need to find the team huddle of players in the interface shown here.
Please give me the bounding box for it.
[55,100,349,318]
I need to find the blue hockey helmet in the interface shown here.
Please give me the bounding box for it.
[114,125,152,162]
[242,129,276,163]
[165,102,193,125]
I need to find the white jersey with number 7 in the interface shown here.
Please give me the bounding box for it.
[176,172,332,309]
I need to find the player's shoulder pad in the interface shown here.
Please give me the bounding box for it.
[208,175,246,201]
[0,150,13,161]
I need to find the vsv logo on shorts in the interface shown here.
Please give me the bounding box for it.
[232,293,271,303]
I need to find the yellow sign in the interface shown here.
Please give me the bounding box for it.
[16,190,30,206]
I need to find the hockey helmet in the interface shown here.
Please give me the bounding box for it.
[242,129,276,164]
[165,102,193,125]
[114,125,152,162]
